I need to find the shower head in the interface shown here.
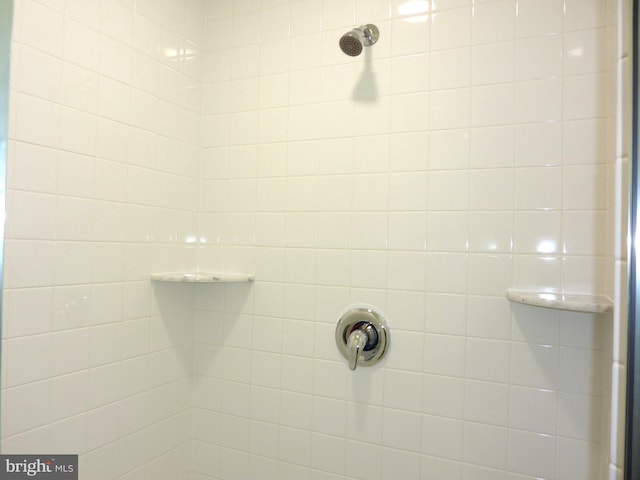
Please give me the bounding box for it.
[339,24,379,57]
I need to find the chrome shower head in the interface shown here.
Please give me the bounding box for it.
[340,31,364,56]
[339,24,379,57]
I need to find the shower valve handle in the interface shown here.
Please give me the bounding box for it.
[346,327,369,370]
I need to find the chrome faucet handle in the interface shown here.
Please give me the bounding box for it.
[346,328,369,370]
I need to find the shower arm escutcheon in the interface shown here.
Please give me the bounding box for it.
[336,307,389,370]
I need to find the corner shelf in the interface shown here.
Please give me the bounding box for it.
[151,272,254,283]
[505,289,613,314]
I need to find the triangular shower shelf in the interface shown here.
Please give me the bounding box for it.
[151,272,255,283]
[506,289,613,314]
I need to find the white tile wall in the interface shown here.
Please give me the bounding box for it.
[2,0,203,478]
[1,0,628,479]
[194,0,621,479]
[608,0,631,478]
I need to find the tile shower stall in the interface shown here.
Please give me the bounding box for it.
[0,0,631,479]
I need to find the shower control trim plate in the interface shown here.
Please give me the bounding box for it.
[335,305,389,370]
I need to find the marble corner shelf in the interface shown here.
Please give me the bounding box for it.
[505,289,613,314]
[151,272,254,283]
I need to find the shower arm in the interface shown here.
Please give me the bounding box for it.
[362,27,374,44]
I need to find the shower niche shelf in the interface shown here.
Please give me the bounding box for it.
[505,289,613,314]
[151,272,254,283]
